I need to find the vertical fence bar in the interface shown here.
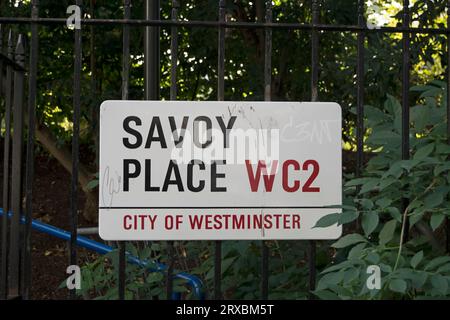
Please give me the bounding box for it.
[89,0,98,167]
[0,30,13,300]
[401,0,410,242]
[214,0,226,301]
[122,0,131,101]
[217,0,225,101]
[311,0,319,102]
[167,0,179,300]
[143,0,160,300]
[356,0,365,178]
[447,0,450,253]
[402,1,410,161]
[69,0,82,299]
[9,34,25,299]
[308,0,319,300]
[22,0,39,299]
[0,25,3,127]
[354,0,365,233]
[118,242,125,299]
[144,0,160,100]
[261,0,272,301]
[118,0,131,301]
[170,0,179,101]
[166,239,174,299]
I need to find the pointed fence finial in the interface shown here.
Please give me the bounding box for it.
[7,29,13,59]
[15,34,25,68]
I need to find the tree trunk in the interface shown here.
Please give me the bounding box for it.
[35,124,98,222]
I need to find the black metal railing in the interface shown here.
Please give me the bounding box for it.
[0,0,449,300]
[0,28,27,300]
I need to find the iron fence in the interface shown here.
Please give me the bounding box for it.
[0,0,449,300]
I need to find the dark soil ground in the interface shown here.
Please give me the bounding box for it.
[28,154,99,299]
[0,139,101,299]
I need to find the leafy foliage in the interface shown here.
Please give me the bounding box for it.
[314,82,450,299]
[63,243,192,300]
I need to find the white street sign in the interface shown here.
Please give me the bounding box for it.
[99,101,342,240]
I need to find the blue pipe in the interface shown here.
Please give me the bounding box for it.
[0,209,204,300]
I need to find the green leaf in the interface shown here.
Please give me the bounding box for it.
[365,105,389,123]
[434,163,450,176]
[413,143,434,160]
[313,213,340,228]
[386,207,402,223]
[173,285,188,293]
[379,219,397,246]
[424,192,445,209]
[436,143,450,155]
[125,291,134,300]
[411,105,430,131]
[348,242,367,259]
[425,256,450,271]
[378,177,398,190]
[375,197,392,209]
[360,199,374,210]
[58,279,67,289]
[409,207,426,227]
[343,267,360,283]
[389,279,407,293]
[368,130,400,146]
[221,256,237,274]
[410,85,435,92]
[338,210,359,225]
[86,179,99,190]
[382,162,403,179]
[430,213,445,231]
[146,272,164,284]
[331,234,366,249]
[419,87,442,99]
[379,263,392,273]
[431,274,448,295]
[362,212,379,236]
[437,263,450,273]
[345,178,378,187]
[410,251,423,269]
[399,159,421,172]
[360,180,380,194]
[327,284,353,299]
[317,272,344,290]
[313,290,340,300]
[322,261,353,274]
[410,272,428,289]
[140,246,152,260]
[366,252,380,264]
[384,94,401,116]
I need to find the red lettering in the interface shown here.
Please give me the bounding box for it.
[124,215,132,230]
[245,160,278,192]
[282,160,300,192]
[189,215,203,229]
[292,215,301,229]
[302,160,320,192]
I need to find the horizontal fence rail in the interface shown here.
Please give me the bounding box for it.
[1,17,450,34]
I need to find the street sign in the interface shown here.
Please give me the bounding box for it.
[99,101,342,240]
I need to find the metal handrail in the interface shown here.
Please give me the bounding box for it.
[0,209,205,300]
